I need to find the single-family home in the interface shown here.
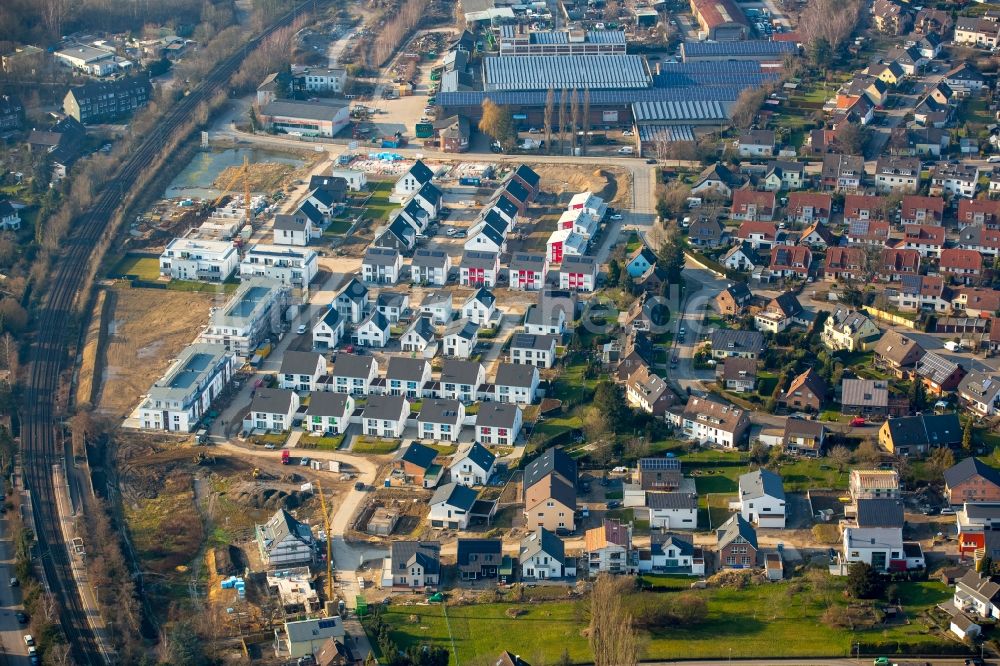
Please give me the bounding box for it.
[737,129,776,157]
[440,359,486,402]
[646,492,698,530]
[914,352,966,394]
[717,357,757,392]
[520,527,574,580]
[734,221,778,251]
[670,396,750,448]
[355,311,390,348]
[731,189,776,222]
[362,247,402,285]
[494,362,540,405]
[783,418,826,457]
[362,394,409,439]
[739,469,786,528]
[762,160,806,191]
[306,392,354,435]
[625,245,658,278]
[248,388,300,432]
[959,372,1000,417]
[872,330,925,379]
[687,218,728,248]
[256,509,315,567]
[460,251,500,287]
[278,351,326,392]
[375,291,409,324]
[443,318,479,359]
[421,290,453,324]
[395,442,442,488]
[878,412,962,456]
[400,316,436,354]
[523,447,577,532]
[780,368,826,412]
[823,246,867,282]
[411,249,451,286]
[716,514,758,569]
[273,212,313,246]
[450,442,496,486]
[334,278,370,324]
[330,353,379,396]
[394,159,434,199]
[821,308,880,352]
[475,402,523,446]
[510,333,558,369]
[640,533,705,576]
[463,287,497,325]
[418,399,465,442]
[585,519,636,576]
[841,379,890,417]
[385,357,432,398]
[849,470,900,500]
[786,192,832,225]
[455,539,502,582]
[383,541,441,589]
[821,153,865,191]
[715,283,754,316]
[710,329,766,360]
[944,457,1000,505]
[312,308,345,351]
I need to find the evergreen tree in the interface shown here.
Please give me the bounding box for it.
[963,418,973,453]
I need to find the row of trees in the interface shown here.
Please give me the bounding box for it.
[479,89,595,156]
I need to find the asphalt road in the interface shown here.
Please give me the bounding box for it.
[669,256,729,396]
[0,517,28,666]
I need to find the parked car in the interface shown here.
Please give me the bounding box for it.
[264,443,276,450]
[23,635,33,647]
[850,417,866,427]
[609,212,623,221]
[296,324,307,335]
[606,500,622,509]
[15,612,27,624]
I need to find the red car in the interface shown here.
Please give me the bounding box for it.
[850,417,866,427]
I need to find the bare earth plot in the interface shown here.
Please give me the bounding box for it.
[95,286,216,417]
[533,164,631,207]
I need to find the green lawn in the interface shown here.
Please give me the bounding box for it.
[111,254,161,280]
[299,435,345,450]
[324,218,352,235]
[549,361,600,404]
[360,180,397,222]
[380,580,960,665]
[353,438,401,454]
[757,370,779,396]
[776,458,849,492]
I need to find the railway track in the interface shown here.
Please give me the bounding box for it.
[20,4,317,663]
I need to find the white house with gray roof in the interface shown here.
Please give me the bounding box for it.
[248,388,300,432]
[312,308,345,350]
[475,402,523,445]
[418,399,465,442]
[463,288,496,325]
[520,527,574,580]
[382,541,441,589]
[401,317,437,355]
[393,159,435,199]
[493,362,540,404]
[331,353,379,395]
[278,351,326,392]
[356,311,391,348]
[375,291,409,323]
[420,290,453,324]
[138,343,236,432]
[334,278,370,324]
[362,247,402,284]
[450,442,496,486]
[305,392,354,434]
[429,483,479,529]
[362,394,410,438]
[440,360,486,402]
[444,318,479,359]
[738,469,786,528]
[460,251,500,287]
[411,249,451,286]
[646,492,698,529]
[255,509,315,567]
[272,212,313,246]
[386,357,432,398]
[524,301,568,335]
[277,617,344,660]
[510,333,558,369]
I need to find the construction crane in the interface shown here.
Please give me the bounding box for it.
[209,154,254,227]
[315,479,335,614]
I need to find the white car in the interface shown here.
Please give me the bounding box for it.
[23,635,33,647]
[617,147,634,154]
[446,228,457,236]
[296,324,307,335]
[622,130,634,136]
[609,213,623,221]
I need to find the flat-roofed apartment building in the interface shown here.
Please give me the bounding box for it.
[138,343,236,432]
[198,279,290,359]
[159,237,239,282]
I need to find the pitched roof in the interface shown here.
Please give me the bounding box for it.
[524,446,577,489]
[885,413,962,450]
[914,351,963,385]
[512,332,558,351]
[782,367,826,402]
[362,394,406,421]
[739,468,785,501]
[400,442,438,469]
[461,250,499,270]
[430,482,478,511]
[853,498,905,528]
[407,159,434,184]
[944,457,1000,490]
[520,526,565,562]
[476,401,521,428]
[444,318,479,340]
[307,392,351,418]
[441,359,484,386]
[495,362,537,388]
[709,329,765,354]
[716,513,757,550]
[387,356,429,383]
[412,248,450,268]
[456,442,496,472]
[585,518,631,550]
[872,330,925,366]
[258,508,313,554]
[279,350,324,376]
[456,538,502,567]
[841,379,889,408]
[647,492,698,509]
[249,388,296,415]
[364,246,400,267]
[390,540,441,574]
[418,399,463,425]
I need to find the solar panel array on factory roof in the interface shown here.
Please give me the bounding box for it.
[680,39,798,59]
[637,125,697,142]
[633,100,726,122]
[439,85,747,108]
[483,55,651,91]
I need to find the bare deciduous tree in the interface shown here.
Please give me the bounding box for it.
[589,575,639,666]
[730,87,768,130]
[570,88,580,154]
[582,88,591,155]
[798,0,862,53]
[557,87,568,155]
[543,88,555,154]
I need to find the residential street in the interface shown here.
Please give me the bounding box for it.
[0,516,27,666]
[670,256,729,397]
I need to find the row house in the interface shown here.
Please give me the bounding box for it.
[508,253,548,291]
[460,251,500,287]
[891,274,950,312]
[421,291,453,324]
[954,16,1000,49]
[735,221,780,250]
[821,153,865,191]
[786,192,832,225]
[880,248,921,281]
[546,228,587,263]
[959,199,1000,227]
[959,225,1000,258]
[800,223,837,248]
[844,195,886,224]
[768,245,812,279]
[939,248,984,284]
[953,287,1000,317]
[559,255,598,292]
[902,224,946,258]
[847,219,891,246]
[944,64,988,96]
[824,246,866,282]
[901,195,944,225]
[730,189,776,222]
[874,156,920,194]
[411,249,451,286]
[930,163,981,198]
[362,247,402,285]
[762,160,806,191]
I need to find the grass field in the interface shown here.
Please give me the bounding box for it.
[353,438,402,455]
[381,579,957,664]
[112,254,162,280]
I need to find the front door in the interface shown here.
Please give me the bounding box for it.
[871,552,887,571]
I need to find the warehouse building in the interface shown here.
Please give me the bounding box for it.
[258,99,350,138]
[689,0,749,40]
[483,55,651,91]
[498,26,627,56]
[680,40,798,63]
